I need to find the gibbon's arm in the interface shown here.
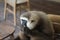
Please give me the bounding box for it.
[24,26,33,35]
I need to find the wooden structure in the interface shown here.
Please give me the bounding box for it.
[30,0,60,15]
[0,21,15,40]
[4,0,30,26]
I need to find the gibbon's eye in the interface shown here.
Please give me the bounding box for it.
[31,20,35,23]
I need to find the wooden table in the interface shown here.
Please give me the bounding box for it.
[0,22,15,40]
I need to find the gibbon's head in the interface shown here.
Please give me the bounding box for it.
[20,11,41,30]
[27,13,41,30]
[20,12,31,27]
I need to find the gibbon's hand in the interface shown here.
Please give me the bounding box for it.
[24,27,33,35]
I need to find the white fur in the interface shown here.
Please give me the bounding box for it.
[20,11,40,30]
[27,13,40,30]
[20,17,28,25]
[20,17,37,29]
[20,17,28,21]
[27,21,37,30]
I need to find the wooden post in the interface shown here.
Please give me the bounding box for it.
[4,0,7,20]
[14,0,17,26]
[27,0,30,11]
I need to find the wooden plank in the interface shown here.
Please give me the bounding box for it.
[30,0,60,15]
[6,8,14,14]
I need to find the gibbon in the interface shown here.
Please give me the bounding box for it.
[15,11,60,40]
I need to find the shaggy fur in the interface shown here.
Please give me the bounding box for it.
[15,11,55,40]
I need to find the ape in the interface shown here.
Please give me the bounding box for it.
[15,11,60,40]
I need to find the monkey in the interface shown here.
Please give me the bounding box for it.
[16,11,55,40]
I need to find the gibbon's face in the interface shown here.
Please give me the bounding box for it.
[27,14,40,30]
[20,12,40,30]
[20,17,29,27]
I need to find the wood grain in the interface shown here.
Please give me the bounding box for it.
[30,0,60,15]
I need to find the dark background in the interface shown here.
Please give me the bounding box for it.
[30,0,60,15]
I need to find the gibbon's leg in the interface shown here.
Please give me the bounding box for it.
[47,14,60,23]
[18,31,30,40]
[47,14,60,33]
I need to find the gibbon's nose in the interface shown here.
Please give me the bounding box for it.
[21,19,27,27]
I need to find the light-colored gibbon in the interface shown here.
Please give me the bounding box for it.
[15,11,60,40]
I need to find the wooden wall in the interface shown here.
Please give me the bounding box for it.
[0,0,60,15]
[30,0,60,15]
